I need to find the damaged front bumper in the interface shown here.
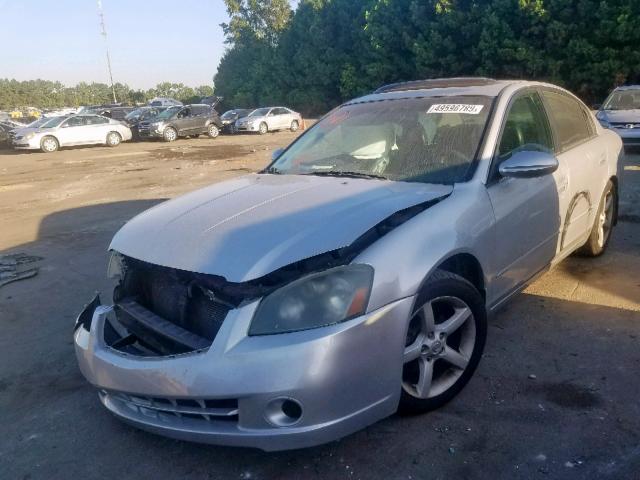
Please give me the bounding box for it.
[73,294,413,451]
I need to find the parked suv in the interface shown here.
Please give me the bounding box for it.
[138,104,222,141]
[124,106,167,139]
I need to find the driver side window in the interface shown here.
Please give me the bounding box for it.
[497,93,553,161]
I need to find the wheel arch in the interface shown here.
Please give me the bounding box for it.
[609,175,619,225]
[431,252,486,300]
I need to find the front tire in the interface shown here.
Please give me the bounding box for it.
[577,179,616,257]
[40,136,59,153]
[258,122,268,135]
[163,127,177,142]
[399,270,487,415]
[106,131,121,147]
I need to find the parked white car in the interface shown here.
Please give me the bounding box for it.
[12,114,132,152]
[235,107,302,134]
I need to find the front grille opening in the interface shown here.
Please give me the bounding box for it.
[107,257,234,357]
[108,391,239,423]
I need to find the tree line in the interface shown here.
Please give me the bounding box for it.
[0,79,214,110]
[214,0,640,116]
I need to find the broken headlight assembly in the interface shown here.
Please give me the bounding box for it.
[107,251,125,280]
[249,265,374,335]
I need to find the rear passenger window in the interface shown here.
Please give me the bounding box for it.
[87,116,108,125]
[497,93,553,160]
[541,90,594,152]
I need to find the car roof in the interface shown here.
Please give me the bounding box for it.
[350,77,552,104]
[614,85,640,91]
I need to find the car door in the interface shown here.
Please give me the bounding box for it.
[265,108,279,130]
[85,115,110,143]
[56,116,88,145]
[192,105,210,133]
[174,107,193,134]
[486,90,562,302]
[540,89,605,255]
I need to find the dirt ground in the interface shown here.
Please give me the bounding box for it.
[0,133,639,480]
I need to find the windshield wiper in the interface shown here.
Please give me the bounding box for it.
[262,166,282,174]
[302,170,388,180]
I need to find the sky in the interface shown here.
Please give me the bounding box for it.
[0,0,233,89]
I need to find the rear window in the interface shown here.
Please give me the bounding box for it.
[542,90,594,152]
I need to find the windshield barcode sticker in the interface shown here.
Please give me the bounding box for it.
[427,104,484,114]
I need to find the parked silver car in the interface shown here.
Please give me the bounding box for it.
[74,78,621,451]
[235,106,302,134]
[13,114,132,152]
[596,85,640,150]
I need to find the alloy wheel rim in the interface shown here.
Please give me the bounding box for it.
[209,126,218,137]
[108,133,119,145]
[291,121,298,131]
[597,190,614,248]
[402,296,476,399]
[166,129,176,141]
[43,138,56,151]
[260,124,267,134]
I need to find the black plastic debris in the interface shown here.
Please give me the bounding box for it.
[0,253,43,288]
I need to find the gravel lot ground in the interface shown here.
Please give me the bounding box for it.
[0,133,639,480]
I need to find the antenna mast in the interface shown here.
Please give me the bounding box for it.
[97,0,117,103]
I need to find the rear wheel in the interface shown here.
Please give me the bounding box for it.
[163,127,177,142]
[106,131,121,147]
[577,180,616,257]
[290,120,299,132]
[207,124,220,138]
[258,122,268,135]
[40,136,59,153]
[399,270,487,414]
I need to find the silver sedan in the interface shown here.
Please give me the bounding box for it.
[74,78,621,451]
[235,106,302,134]
[13,114,132,152]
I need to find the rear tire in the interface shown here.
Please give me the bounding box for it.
[258,122,268,135]
[577,180,616,257]
[163,127,177,142]
[40,136,59,153]
[106,131,121,147]
[290,120,299,132]
[398,270,487,415]
[207,124,220,138]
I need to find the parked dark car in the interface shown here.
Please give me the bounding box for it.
[124,107,167,139]
[138,104,222,142]
[220,108,251,133]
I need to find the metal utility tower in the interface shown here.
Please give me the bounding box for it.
[97,0,117,103]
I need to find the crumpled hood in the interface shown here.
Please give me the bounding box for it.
[600,110,640,123]
[110,174,452,282]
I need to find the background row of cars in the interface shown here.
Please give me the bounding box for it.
[0,98,303,153]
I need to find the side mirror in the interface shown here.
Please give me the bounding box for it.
[272,148,284,161]
[499,150,559,179]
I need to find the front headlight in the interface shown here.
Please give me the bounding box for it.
[107,251,125,279]
[25,132,36,140]
[249,265,374,335]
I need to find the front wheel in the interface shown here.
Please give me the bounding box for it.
[258,122,268,135]
[207,124,219,138]
[577,179,616,257]
[399,270,487,414]
[40,136,59,153]
[106,131,121,147]
[163,127,177,142]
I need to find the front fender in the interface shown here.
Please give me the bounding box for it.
[355,182,495,312]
